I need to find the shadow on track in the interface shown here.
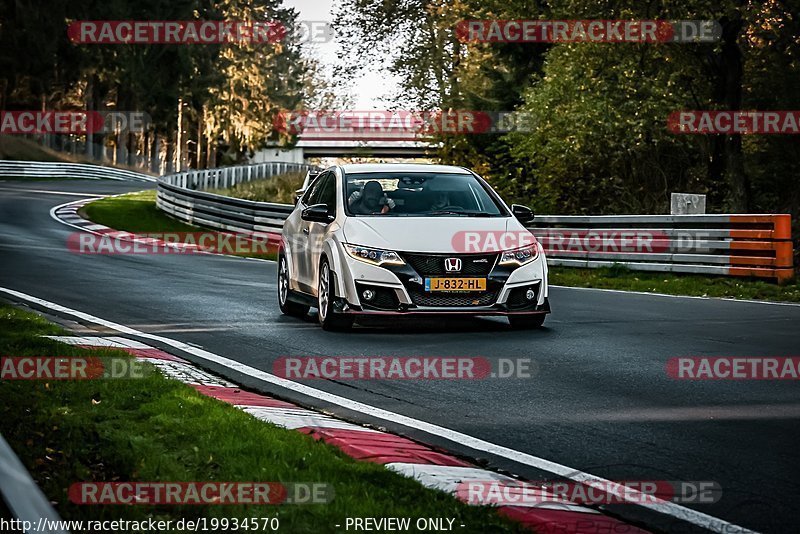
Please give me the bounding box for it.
[280,311,555,335]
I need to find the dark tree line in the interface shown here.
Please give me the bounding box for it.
[0,0,315,170]
[336,0,800,225]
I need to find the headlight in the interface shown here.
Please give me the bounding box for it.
[344,244,405,266]
[499,244,539,266]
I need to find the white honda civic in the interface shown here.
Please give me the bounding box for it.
[278,163,550,330]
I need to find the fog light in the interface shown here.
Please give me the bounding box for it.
[362,289,375,301]
[525,288,536,301]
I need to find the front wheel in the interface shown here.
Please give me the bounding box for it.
[508,313,546,329]
[278,253,309,318]
[318,258,354,331]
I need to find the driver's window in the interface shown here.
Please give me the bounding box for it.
[317,173,337,215]
[301,172,330,206]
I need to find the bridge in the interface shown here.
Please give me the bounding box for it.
[254,136,432,163]
[253,111,440,162]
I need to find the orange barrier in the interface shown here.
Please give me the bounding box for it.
[727,215,793,281]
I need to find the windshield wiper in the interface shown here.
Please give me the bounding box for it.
[426,210,468,216]
[426,210,495,217]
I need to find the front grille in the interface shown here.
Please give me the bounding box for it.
[356,283,400,310]
[506,284,539,309]
[408,287,499,307]
[403,253,497,276]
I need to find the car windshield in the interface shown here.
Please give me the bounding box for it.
[343,172,507,217]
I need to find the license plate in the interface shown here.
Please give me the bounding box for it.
[425,277,487,292]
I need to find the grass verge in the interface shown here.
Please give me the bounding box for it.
[82,190,197,234]
[207,171,305,204]
[549,264,800,303]
[0,136,76,163]
[0,303,525,532]
[81,191,276,260]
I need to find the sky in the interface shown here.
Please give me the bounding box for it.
[284,0,400,110]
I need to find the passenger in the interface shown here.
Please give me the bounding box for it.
[348,180,396,214]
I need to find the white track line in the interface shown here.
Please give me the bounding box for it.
[0,286,758,534]
[552,284,800,307]
[9,189,107,197]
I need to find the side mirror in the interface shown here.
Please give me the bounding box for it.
[511,204,534,223]
[301,204,334,224]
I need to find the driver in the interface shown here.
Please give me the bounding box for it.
[430,191,451,211]
[426,179,455,211]
[348,180,396,214]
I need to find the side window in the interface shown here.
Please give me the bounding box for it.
[317,173,337,215]
[301,172,329,206]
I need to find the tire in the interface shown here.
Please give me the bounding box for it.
[317,258,354,331]
[508,313,546,329]
[278,253,309,318]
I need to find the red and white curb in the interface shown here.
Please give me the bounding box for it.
[48,334,650,533]
[52,197,279,258]
[53,198,205,254]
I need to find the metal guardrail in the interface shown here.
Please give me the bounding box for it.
[157,181,295,234]
[531,214,793,282]
[0,160,156,182]
[157,164,794,281]
[156,162,318,234]
[160,161,316,190]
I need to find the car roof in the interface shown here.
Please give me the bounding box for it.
[339,163,472,174]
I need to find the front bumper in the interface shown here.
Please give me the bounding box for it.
[331,297,551,316]
[334,249,549,316]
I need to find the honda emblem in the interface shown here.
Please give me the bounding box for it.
[444,258,462,272]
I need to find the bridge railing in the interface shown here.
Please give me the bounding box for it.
[160,161,317,190]
[156,163,793,281]
[0,159,156,182]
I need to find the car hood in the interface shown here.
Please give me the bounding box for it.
[342,216,523,253]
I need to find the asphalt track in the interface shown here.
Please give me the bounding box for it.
[1,179,799,533]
